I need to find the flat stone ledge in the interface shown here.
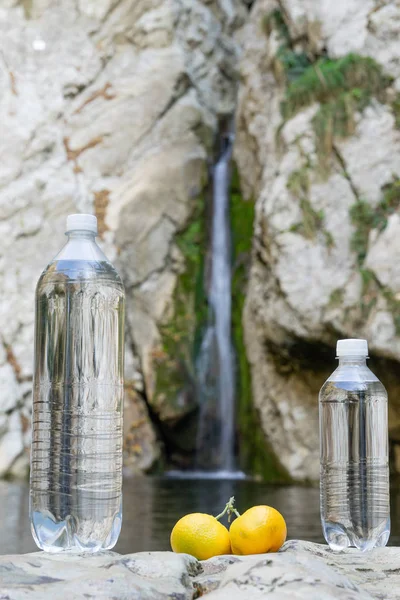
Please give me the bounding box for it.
[0,551,200,599]
[281,540,400,600]
[0,541,398,599]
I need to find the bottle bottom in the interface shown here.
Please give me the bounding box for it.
[322,517,390,552]
[30,508,122,553]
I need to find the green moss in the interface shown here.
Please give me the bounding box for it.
[359,268,379,321]
[287,167,309,197]
[301,200,324,239]
[153,199,207,419]
[277,48,312,83]
[392,95,400,129]
[350,201,375,266]
[287,167,334,245]
[350,179,400,266]
[358,269,400,336]
[383,288,400,337]
[329,288,344,307]
[264,9,312,84]
[231,168,291,482]
[357,269,400,337]
[324,230,335,249]
[262,9,290,39]
[360,268,375,287]
[381,179,400,218]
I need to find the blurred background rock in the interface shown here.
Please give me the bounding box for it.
[1,0,400,484]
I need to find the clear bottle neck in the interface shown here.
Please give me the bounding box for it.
[66,230,97,241]
[54,229,107,262]
[337,357,367,367]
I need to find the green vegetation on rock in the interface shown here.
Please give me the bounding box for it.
[356,269,400,336]
[359,268,380,322]
[231,168,291,482]
[286,166,334,247]
[350,179,400,266]
[287,167,309,197]
[391,93,400,129]
[263,9,311,83]
[153,198,207,426]
[383,288,400,337]
[281,54,388,119]
[266,10,391,176]
[349,180,400,333]
[283,54,390,174]
[328,288,344,308]
[287,167,324,240]
[381,178,400,217]
[350,201,376,266]
[152,165,293,478]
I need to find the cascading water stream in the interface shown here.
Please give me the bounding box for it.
[195,137,236,473]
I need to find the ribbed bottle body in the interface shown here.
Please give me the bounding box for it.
[320,369,390,551]
[30,258,125,552]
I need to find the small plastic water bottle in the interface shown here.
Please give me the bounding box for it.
[30,214,125,552]
[319,339,390,551]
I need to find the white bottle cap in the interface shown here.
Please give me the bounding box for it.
[66,214,97,234]
[336,339,368,357]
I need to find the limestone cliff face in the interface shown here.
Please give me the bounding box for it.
[235,0,400,479]
[0,0,246,476]
[4,0,400,482]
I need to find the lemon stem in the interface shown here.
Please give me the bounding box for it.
[215,496,241,522]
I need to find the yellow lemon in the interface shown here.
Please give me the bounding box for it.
[229,505,287,555]
[170,513,231,560]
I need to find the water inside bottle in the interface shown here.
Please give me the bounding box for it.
[320,380,390,551]
[30,260,124,552]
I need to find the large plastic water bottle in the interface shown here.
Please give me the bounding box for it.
[319,339,390,551]
[30,214,125,552]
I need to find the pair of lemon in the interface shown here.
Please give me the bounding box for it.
[170,499,287,560]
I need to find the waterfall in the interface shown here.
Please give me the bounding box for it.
[196,137,236,472]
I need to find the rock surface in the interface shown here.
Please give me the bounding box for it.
[0,550,200,599]
[0,541,399,599]
[234,0,400,479]
[0,0,246,475]
[201,540,400,599]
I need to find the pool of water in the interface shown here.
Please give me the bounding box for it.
[0,476,399,554]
